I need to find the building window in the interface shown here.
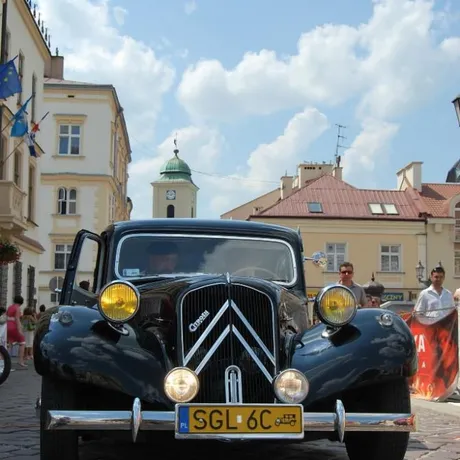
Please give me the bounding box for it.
[380,245,401,272]
[369,203,384,214]
[13,150,21,186]
[31,73,37,123]
[27,265,36,308]
[382,203,398,215]
[167,204,175,218]
[0,265,8,310]
[58,124,81,155]
[28,165,35,221]
[326,243,346,272]
[455,248,460,277]
[57,187,77,215]
[54,244,73,270]
[307,202,323,213]
[455,203,460,242]
[17,52,24,105]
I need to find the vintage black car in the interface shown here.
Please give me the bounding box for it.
[34,219,418,460]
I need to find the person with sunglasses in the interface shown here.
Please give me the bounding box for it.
[337,262,367,307]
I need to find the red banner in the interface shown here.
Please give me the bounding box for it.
[402,309,459,401]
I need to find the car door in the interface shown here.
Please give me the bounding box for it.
[60,229,105,307]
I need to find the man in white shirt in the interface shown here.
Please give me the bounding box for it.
[414,266,455,325]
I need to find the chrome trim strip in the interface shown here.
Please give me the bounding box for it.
[195,325,231,374]
[225,365,243,404]
[114,233,298,287]
[233,326,273,382]
[45,398,417,442]
[184,298,230,365]
[230,299,275,365]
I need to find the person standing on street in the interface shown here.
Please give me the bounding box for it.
[414,266,455,324]
[6,295,27,368]
[337,262,367,307]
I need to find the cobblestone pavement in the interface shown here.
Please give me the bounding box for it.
[1,364,460,459]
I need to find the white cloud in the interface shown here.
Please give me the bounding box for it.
[184,0,197,15]
[341,119,400,184]
[177,0,460,123]
[204,108,329,216]
[39,0,175,144]
[128,126,226,219]
[113,6,127,25]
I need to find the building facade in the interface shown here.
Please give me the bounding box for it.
[37,72,132,307]
[0,0,53,311]
[221,160,460,299]
[151,146,198,218]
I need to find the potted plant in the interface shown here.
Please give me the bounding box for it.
[0,239,21,265]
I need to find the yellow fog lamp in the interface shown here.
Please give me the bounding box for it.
[99,280,140,323]
[273,369,309,404]
[164,367,200,403]
[316,285,357,327]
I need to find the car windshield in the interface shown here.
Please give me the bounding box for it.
[115,234,296,284]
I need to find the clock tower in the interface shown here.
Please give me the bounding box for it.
[151,143,199,218]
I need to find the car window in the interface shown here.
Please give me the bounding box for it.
[115,234,296,285]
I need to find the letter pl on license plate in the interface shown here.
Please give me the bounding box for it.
[175,404,304,439]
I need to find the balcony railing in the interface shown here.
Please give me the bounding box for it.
[0,181,27,232]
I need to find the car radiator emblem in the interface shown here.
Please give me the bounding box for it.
[189,310,210,332]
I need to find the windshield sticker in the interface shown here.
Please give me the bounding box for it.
[123,268,140,277]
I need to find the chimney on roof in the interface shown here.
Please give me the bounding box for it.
[44,54,64,80]
[396,161,423,192]
[333,165,343,180]
[297,162,333,186]
[280,175,293,199]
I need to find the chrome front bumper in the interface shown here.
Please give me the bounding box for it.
[44,398,417,442]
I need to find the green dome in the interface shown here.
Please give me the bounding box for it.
[158,149,194,183]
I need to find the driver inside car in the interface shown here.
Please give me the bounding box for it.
[144,241,179,275]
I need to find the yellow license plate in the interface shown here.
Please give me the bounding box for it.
[176,404,304,438]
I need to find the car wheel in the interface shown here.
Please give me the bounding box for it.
[0,345,11,385]
[40,376,79,460]
[344,378,410,460]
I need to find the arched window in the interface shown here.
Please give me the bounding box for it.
[57,187,77,215]
[167,204,175,218]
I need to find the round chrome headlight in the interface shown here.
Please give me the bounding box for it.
[316,285,357,327]
[164,367,199,403]
[99,280,140,323]
[273,369,309,404]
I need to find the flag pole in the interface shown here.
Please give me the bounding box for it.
[0,0,8,172]
[1,137,24,166]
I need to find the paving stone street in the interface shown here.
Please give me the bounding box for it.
[1,362,460,460]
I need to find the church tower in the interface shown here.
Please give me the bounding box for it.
[151,142,199,218]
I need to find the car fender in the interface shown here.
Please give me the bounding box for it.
[33,305,173,407]
[290,308,417,408]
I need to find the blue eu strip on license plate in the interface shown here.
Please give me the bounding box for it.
[178,406,190,433]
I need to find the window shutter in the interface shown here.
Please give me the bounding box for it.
[13,261,22,299]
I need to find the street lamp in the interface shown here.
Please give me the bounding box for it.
[453,95,460,127]
[415,261,430,287]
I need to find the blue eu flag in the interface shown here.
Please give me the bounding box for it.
[0,56,22,99]
[10,96,32,137]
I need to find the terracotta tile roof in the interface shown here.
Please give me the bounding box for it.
[254,175,427,220]
[420,183,460,217]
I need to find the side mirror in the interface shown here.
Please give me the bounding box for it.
[304,251,327,268]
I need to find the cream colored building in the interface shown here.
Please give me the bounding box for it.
[0,0,52,311]
[37,64,132,307]
[151,146,198,218]
[222,160,460,299]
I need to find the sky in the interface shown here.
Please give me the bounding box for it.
[37,0,460,219]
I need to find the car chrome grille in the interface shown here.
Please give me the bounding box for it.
[179,282,278,404]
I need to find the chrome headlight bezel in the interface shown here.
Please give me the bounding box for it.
[315,284,358,328]
[273,368,310,404]
[98,279,140,324]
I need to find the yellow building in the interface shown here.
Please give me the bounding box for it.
[222,160,460,299]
